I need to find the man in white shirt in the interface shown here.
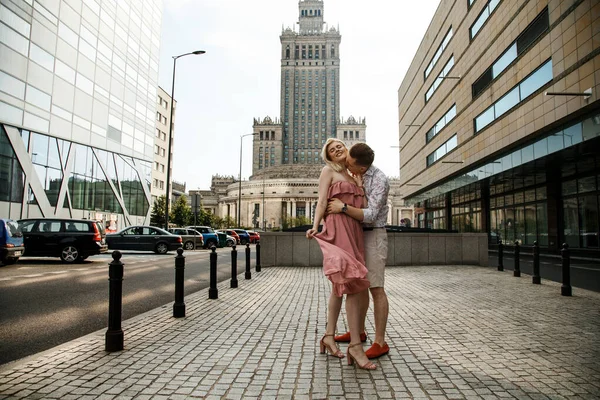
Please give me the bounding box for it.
[327,142,391,359]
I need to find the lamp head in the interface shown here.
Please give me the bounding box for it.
[193,50,206,55]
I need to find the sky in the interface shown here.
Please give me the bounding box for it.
[158,0,441,191]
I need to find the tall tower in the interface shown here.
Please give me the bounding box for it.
[279,0,341,165]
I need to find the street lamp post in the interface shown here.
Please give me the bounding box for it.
[164,50,206,230]
[238,133,257,227]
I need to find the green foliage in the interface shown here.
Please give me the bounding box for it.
[150,195,167,227]
[281,216,310,229]
[170,195,192,227]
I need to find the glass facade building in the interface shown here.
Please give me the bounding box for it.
[0,0,162,229]
[398,1,600,256]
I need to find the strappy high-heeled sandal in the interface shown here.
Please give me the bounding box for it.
[320,334,345,358]
[347,342,377,370]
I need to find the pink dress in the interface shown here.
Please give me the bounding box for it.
[315,180,370,297]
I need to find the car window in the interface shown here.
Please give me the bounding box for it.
[123,227,138,235]
[147,228,162,235]
[66,222,90,232]
[95,222,105,235]
[5,220,22,238]
[39,221,61,233]
[19,220,36,233]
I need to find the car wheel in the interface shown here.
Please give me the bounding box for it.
[155,242,169,254]
[241,239,248,245]
[205,239,217,248]
[184,241,195,250]
[226,240,234,247]
[60,246,79,263]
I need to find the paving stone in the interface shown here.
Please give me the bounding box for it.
[1,266,599,399]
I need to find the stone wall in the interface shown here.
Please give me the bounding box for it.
[259,232,489,267]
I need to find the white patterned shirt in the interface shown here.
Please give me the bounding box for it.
[362,164,389,228]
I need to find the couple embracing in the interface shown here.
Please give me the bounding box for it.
[306,139,390,370]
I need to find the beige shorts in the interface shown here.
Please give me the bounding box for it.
[364,228,387,288]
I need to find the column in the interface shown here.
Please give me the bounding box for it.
[291,200,296,218]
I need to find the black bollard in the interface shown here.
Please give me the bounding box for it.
[106,251,124,352]
[256,240,261,272]
[513,241,521,277]
[231,245,238,288]
[209,246,218,299]
[245,243,251,280]
[173,248,185,318]
[532,241,541,284]
[497,242,504,271]
[561,243,572,296]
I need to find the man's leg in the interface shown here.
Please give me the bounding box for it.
[364,229,389,358]
[369,287,388,346]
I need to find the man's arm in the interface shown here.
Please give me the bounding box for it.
[327,198,364,221]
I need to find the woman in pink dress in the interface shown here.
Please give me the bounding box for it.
[306,139,376,370]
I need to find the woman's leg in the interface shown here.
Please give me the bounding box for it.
[346,289,373,367]
[323,290,343,352]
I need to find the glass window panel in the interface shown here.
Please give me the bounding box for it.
[494,87,519,118]
[0,70,26,99]
[524,204,537,245]
[475,107,494,132]
[524,189,536,202]
[0,22,29,55]
[26,85,51,111]
[537,202,548,246]
[579,195,599,248]
[73,144,88,175]
[29,43,54,71]
[492,43,517,78]
[547,131,564,153]
[536,186,547,200]
[562,179,577,196]
[563,123,583,147]
[70,174,85,209]
[46,167,61,206]
[521,144,534,163]
[578,176,596,193]
[471,7,489,38]
[447,134,457,151]
[563,197,580,248]
[515,206,525,244]
[501,154,512,172]
[505,208,515,243]
[533,137,548,159]
[31,133,49,165]
[511,149,522,167]
[505,194,514,206]
[519,59,552,99]
[515,191,524,204]
[582,116,600,140]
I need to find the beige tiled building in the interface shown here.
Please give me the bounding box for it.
[399,0,600,255]
[151,86,175,204]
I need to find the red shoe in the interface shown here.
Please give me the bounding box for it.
[334,331,367,343]
[365,342,389,359]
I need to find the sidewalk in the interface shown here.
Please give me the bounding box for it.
[1,265,599,399]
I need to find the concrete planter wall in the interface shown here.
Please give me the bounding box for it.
[259,232,489,267]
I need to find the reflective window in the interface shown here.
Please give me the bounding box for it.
[0,21,29,55]
[425,56,455,102]
[425,27,453,79]
[427,134,458,166]
[0,71,26,99]
[475,59,552,133]
[0,126,24,202]
[470,0,501,39]
[426,104,457,142]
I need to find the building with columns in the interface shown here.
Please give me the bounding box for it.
[196,0,412,229]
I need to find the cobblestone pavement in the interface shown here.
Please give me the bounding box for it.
[1,266,599,400]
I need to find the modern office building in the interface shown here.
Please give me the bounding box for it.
[0,0,163,231]
[151,86,174,204]
[399,0,599,255]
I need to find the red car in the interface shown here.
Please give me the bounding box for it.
[224,229,241,245]
[247,231,260,244]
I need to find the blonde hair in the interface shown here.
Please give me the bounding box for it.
[321,138,347,173]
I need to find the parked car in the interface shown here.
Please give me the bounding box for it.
[106,226,182,254]
[232,229,251,245]
[0,218,24,265]
[168,228,204,250]
[223,229,241,244]
[186,226,220,248]
[247,230,260,244]
[18,218,108,263]
[216,231,237,247]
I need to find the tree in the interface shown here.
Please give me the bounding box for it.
[170,195,192,227]
[150,195,167,227]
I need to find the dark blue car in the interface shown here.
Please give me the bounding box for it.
[233,229,251,245]
[0,218,24,265]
